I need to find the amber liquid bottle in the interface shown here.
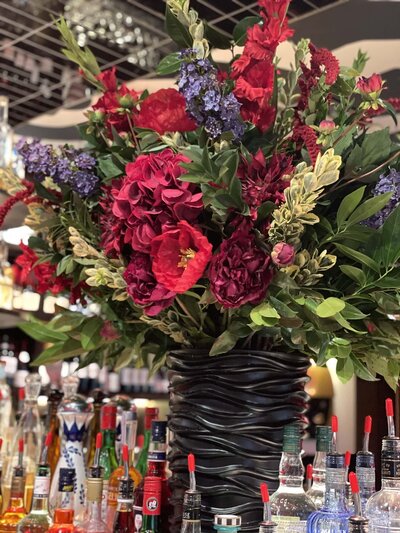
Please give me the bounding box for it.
[45,390,63,478]
[0,441,26,533]
[86,389,106,467]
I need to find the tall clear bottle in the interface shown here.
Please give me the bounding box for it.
[269,424,316,532]
[0,361,13,452]
[2,374,42,512]
[0,96,12,169]
[307,426,332,509]
[181,454,201,533]
[356,416,375,514]
[49,377,92,522]
[306,452,352,532]
[17,432,53,533]
[366,398,400,532]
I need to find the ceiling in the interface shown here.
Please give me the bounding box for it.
[0,0,351,128]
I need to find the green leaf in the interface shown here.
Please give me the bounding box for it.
[232,16,260,45]
[339,265,366,286]
[336,357,354,383]
[204,23,231,49]
[250,303,280,326]
[350,354,378,381]
[156,52,182,75]
[209,330,238,356]
[114,348,134,371]
[32,338,85,366]
[81,317,104,351]
[98,157,124,179]
[347,192,392,225]
[335,243,380,273]
[380,205,400,267]
[316,297,346,318]
[56,255,74,276]
[361,128,391,168]
[165,5,192,48]
[336,186,365,228]
[19,322,68,343]
[27,236,49,252]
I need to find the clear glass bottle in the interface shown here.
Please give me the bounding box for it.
[16,462,53,533]
[106,410,142,530]
[0,442,26,533]
[0,361,13,451]
[307,426,332,509]
[270,424,316,532]
[0,96,12,169]
[365,436,400,531]
[213,515,241,533]
[307,453,352,533]
[49,377,92,522]
[181,453,201,533]
[2,374,42,513]
[356,416,375,514]
[73,469,108,533]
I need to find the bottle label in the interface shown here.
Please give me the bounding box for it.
[59,468,75,492]
[326,467,346,485]
[273,516,305,532]
[143,493,161,516]
[134,506,143,533]
[107,485,118,506]
[147,451,166,462]
[182,507,201,521]
[33,476,50,498]
[356,466,375,486]
[382,459,400,479]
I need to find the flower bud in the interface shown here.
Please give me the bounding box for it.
[271,242,296,267]
[319,120,336,133]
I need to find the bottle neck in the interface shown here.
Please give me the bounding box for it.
[382,478,400,489]
[102,428,116,448]
[324,467,348,511]
[147,440,167,478]
[117,500,134,512]
[278,451,304,489]
[86,499,103,521]
[312,451,327,487]
[31,496,50,513]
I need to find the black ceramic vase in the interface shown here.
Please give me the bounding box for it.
[167,349,310,533]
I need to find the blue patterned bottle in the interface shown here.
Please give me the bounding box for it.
[307,453,352,533]
[49,377,93,522]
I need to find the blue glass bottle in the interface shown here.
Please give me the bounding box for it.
[307,453,352,533]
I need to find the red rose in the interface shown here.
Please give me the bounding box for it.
[136,88,196,135]
[150,221,212,293]
[124,252,176,316]
[209,221,274,308]
[356,73,383,96]
[271,242,295,267]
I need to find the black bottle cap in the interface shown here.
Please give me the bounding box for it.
[151,420,167,443]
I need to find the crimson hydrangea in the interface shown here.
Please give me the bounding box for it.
[111,148,203,253]
[123,252,176,316]
[209,220,274,308]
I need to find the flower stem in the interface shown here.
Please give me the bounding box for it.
[175,296,200,328]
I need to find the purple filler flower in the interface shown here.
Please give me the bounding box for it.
[366,169,400,228]
[178,50,244,140]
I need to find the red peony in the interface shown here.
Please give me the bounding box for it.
[136,88,196,135]
[124,252,176,316]
[96,66,118,92]
[209,220,274,308]
[238,150,293,219]
[271,242,295,267]
[150,221,212,293]
[16,243,69,295]
[112,149,203,253]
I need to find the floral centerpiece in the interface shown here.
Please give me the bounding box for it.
[2,0,400,389]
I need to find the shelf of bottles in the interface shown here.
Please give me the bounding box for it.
[0,365,398,533]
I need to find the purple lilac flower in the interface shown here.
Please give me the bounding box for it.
[17,139,99,197]
[178,50,244,140]
[366,168,400,228]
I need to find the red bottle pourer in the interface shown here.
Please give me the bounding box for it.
[345,451,351,480]
[18,438,24,468]
[386,398,396,438]
[0,437,3,453]
[331,415,338,452]
[92,431,102,469]
[260,482,274,524]
[40,431,53,464]
[363,416,372,452]
[349,472,362,517]
[122,444,129,479]
[306,464,313,492]
[188,453,196,491]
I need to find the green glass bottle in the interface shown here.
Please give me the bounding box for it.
[99,403,119,516]
[136,407,159,478]
[141,476,162,533]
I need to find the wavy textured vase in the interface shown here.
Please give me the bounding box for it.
[167,349,310,533]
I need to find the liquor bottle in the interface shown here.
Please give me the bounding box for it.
[50,377,93,522]
[3,374,43,512]
[260,483,277,533]
[109,395,131,461]
[141,476,162,533]
[45,390,64,478]
[106,410,142,529]
[366,398,400,532]
[213,515,241,533]
[17,432,53,533]
[0,360,13,443]
[136,408,159,477]
[15,388,24,424]
[0,95,12,169]
[180,454,201,533]
[345,451,354,513]
[0,440,26,533]
[306,452,352,532]
[306,426,332,509]
[98,403,119,516]
[49,467,75,533]
[134,421,168,533]
[112,445,135,533]
[356,416,375,514]
[86,389,106,467]
[269,424,316,531]
[73,465,108,533]
[348,473,369,533]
